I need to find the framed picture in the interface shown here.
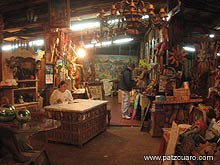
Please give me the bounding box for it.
[45,64,54,84]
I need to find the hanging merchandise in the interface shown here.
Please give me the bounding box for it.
[168,45,187,67]
[132,91,141,120]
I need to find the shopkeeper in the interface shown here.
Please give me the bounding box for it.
[49,80,74,105]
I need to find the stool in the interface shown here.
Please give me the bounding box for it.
[110,80,119,97]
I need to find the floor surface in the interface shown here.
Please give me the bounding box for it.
[1,96,162,165]
[43,127,161,165]
[36,96,161,165]
[107,96,142,126]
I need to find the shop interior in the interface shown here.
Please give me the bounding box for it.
[0,0,220,164]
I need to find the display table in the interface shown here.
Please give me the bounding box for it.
[152,98,203,105]
[150,99,203,137]
[0,118,60,164]
[44,99,108,147]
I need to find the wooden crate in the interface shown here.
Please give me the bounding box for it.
[150,111,166,137]
[45,101,107,147]
[165,96,176,102]
[173,88,190,101]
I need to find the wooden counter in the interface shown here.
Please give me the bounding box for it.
[44,99,108,147]
[150,98,203,137]
[153,98,203,105]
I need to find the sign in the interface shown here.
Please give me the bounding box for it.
[45,64,53,84]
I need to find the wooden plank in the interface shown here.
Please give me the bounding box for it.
[140,101,151,131]
[163,121,179,165]
[164,122,191,165]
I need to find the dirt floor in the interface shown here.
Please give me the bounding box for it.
[33,126,161,165]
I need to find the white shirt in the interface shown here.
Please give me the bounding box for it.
[49,89,74,105]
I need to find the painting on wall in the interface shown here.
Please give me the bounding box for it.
[95,55,138,80]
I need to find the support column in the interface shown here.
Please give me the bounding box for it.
[0,15,4,81]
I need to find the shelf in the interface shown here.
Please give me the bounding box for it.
[14,102,38,107]
[14,87,36,91]
[1,77,38,111]
[17,79,38,82]
[0,86,18,89]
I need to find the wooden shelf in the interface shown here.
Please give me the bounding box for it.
[17,79,38,82]
[0,86,18,89]
[14,87,36,90]
[14,102,38,107]
[1,78,38,111]
[14,102,39,111]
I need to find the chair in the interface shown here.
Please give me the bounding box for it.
[85,82,111,126]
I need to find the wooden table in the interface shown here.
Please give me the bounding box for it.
[44,99,108,147]
[0,118,60,164]
[152,98,203,105]
[150,99,203,137]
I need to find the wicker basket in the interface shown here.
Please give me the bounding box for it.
[173,88,190,101]
[46,103,107,147]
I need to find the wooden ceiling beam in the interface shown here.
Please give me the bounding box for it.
[3,29,44,40]
[0,0,47,13]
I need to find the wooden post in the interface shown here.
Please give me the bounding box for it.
[0,15,4,81]
[168,0,184,49]
[49,0,70,28]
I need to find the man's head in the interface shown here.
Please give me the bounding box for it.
[58,80,68,92]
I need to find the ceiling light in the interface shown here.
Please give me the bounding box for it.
[183,46,196,52]
[2,39,44,51]
[95,43,101,47]
[1,45,12,51]
[84,44,94,49]
[214,26,220,30]
[70,21,100,31]
[76,48,86,58]
[101,41,112,46]
[91,39,97,44]
[31,39,44,46]
[113,37,133,44]
[141,15,149,20]
[209,34,215,38]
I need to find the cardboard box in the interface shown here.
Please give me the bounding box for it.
[173,88,190,100]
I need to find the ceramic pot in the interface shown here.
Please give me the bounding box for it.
[16,108,31,124]
[2,104,16,111]
[0,106,16,122]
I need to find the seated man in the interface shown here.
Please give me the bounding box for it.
[49,80,74,105]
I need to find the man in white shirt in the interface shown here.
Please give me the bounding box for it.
[49,80,74,105]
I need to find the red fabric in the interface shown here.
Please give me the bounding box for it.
[131,109,136,120]
[194,120,208,135]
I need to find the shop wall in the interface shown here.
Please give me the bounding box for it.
[94,54,138,81]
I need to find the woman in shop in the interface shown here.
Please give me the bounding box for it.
[49,80,74,105]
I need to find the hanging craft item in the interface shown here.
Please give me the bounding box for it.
[197,42,210,62]
[168,45,187,67]
[49,0,70,28]
[196,42,213,74]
